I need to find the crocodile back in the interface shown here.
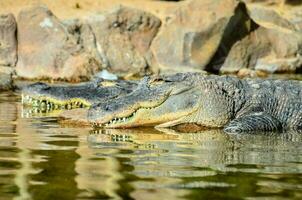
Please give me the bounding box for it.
[239,79,302,130]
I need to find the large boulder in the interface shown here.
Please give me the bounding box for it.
[220,5,302,73]
[0,14,17,67]
[0,66,14,90]
[242,0,281,4]
[247,5,297,30]
[16,6,102,82]
[150,0,251,72]
[243,0,302,6]
[243,0,302,31]
[283,5,302,31]
[86,5,161,76]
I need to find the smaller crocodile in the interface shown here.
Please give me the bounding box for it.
[22,78,138,112]
[88,73,302,133]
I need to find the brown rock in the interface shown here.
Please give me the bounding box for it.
[220,27,271,73]
[221,6,302,73]
[243,0,302,31]
[243,0,302,6]
[150,0,251,71]
[0,14,17,67]
[16,6,102,82]
[0,66,14,90]
[283,5,302,31]
[87,5,161,76]
[237,68,268,78]
[247,5,297,30]
[242,0,283,5]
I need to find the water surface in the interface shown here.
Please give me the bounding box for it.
[0,91,302,200]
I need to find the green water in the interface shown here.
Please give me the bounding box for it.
[0,91,302,200]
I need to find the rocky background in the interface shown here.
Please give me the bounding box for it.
[0,0,302,90]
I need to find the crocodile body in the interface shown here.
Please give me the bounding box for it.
[88,73,302,133]
[22,73,302,133]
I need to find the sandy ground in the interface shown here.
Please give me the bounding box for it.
[0,0,179,20]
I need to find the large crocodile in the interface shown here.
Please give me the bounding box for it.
[87,73,302,133]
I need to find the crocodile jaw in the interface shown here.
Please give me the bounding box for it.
[89,89,199,128]
[22,93,91,112]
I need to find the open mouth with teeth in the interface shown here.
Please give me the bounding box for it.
[94,106,156,128]
[21,94,91,113]
[89,87,198,129]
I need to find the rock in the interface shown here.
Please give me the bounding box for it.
[243,0,302,31]
[283,5,302,31]
[86,5,161,76]
[242,0,282,5]
[243,0,302,6]
[150,0,251,71]
[247,5,297,31]
[94,70,118,80]
[0,66,14,90]
[220,27,270,73]
[16,6,102,82]
[0,14,17,67]
[254,54,302,73]
[220,5,302,73]
[237,68,268,78]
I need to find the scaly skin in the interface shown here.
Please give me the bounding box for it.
[88,73,302,133]
[22,78,138,113]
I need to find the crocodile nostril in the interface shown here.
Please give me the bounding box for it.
[104,105,111,111]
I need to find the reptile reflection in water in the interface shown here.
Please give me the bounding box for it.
[87,128,302,199]
[89,128,302,166]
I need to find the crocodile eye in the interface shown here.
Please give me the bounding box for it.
[149,78,166,86]
[150,80,164,86]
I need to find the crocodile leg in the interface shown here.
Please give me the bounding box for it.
[224,112,283,133]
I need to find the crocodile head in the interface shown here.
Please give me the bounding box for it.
[88,73,211,128]
[22,79,138,113]
[88,73,239,128]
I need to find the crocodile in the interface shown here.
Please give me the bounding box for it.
[88,73,302,133]
[22,78,138,113]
